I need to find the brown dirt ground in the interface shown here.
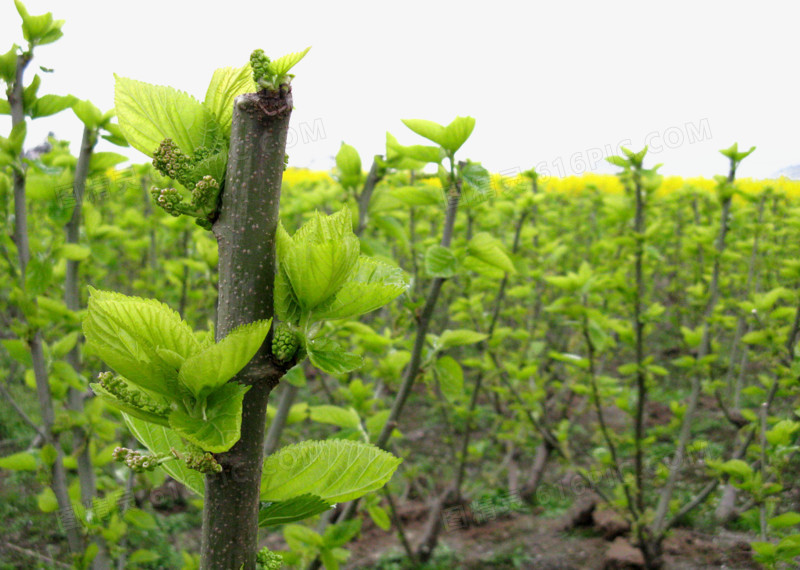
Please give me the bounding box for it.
[342,507,759,569]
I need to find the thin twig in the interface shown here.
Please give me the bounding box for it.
[3,542,71,568]
[0,381,46,440]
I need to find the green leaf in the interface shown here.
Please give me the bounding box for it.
[274,265,302,324]
[766,420,800,446]
[89,152,128,175]
[768,512,800,529]
[114,75,222,157]
[40,445,56,466]
[204,65,256,135]
[402,116,475,153]
[750,541,776,559]
[434,356,464,402]
[306,337,363,375]
[267,47,311,77]
[467,232,516,274]
[606,155,629,168]
[368,505,391,531]
[720,142,756,163]
[59,243,91,261]
[718,459,752,480]
[777,535,800,558]
[72,99,103,128]
[0,46,18,84]
[424,245,457,278]
[0,451,37,471]
[462,255,504,279]
[101,123,129,147]
[15,1,48,43]
[335,142,362,189]
[310,257,408,321]
[83,288,200,398]
[386,132,442,165]
[37,486,58,512]
[320,548,341,570]
[439,329,488,349]
[258,494,332,527]
[261,440,402,503]
[123,413,204,496]
[282,364,306,387]
[440,116,476,153]
[389,185,442,207]
[128,550,160,564]
[284,524,324,551]
[460,161,492,201]
[402,119,446,148]
[124,508,157,530]
[178,319,271,399]
[323,519,361,548]
[14,1,63,47]
[8,121,27,155]
[2,339,33,367]
[169,382,249,453]
[30,94,75,119]
[309,405,361,429]
[278,209,361,311]
[51,331,79,358]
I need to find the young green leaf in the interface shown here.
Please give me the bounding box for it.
[768,512,800,529]
[14,1,63,47]
[309,405,361,430]
[83,289,200,398]
[168,383,250,453]
[267,47,311,77]
[204,65,257,135]
[258,494,333,527]
[88,152,128,175]
[467,232,516,274]
[261,440,402,503]
[283,524,325,551]
[274,265,303,324]
[424,245,457,278]
[30,94,75,119]
[310,257,408,321]
[389,185,442,207]
[306,337,363,375]
[59,243,91,261]
[434,356,464,402]
[335,142,362,190]
[114,75,222,158]
[0,451,38,471]
[367,504,391,531]
[72,99,103,129]
[386,132,442,165]
[277,209,361,311]
[401,119,446,147]
[323,519,362,548]
[0,46,18,84]
[178,318,272,399]
[402,116,475,153]
[439,329,488,349]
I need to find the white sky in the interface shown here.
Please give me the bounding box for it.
[1,1,798,179]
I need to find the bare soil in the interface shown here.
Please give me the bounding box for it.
[343,506,759,569]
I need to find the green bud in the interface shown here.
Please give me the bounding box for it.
[256,548,283,570]
[272,322,300,364]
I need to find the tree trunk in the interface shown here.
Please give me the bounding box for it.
[201,87,292,570]
[9,51,84,555]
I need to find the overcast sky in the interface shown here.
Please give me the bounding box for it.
[1,1,797,179]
